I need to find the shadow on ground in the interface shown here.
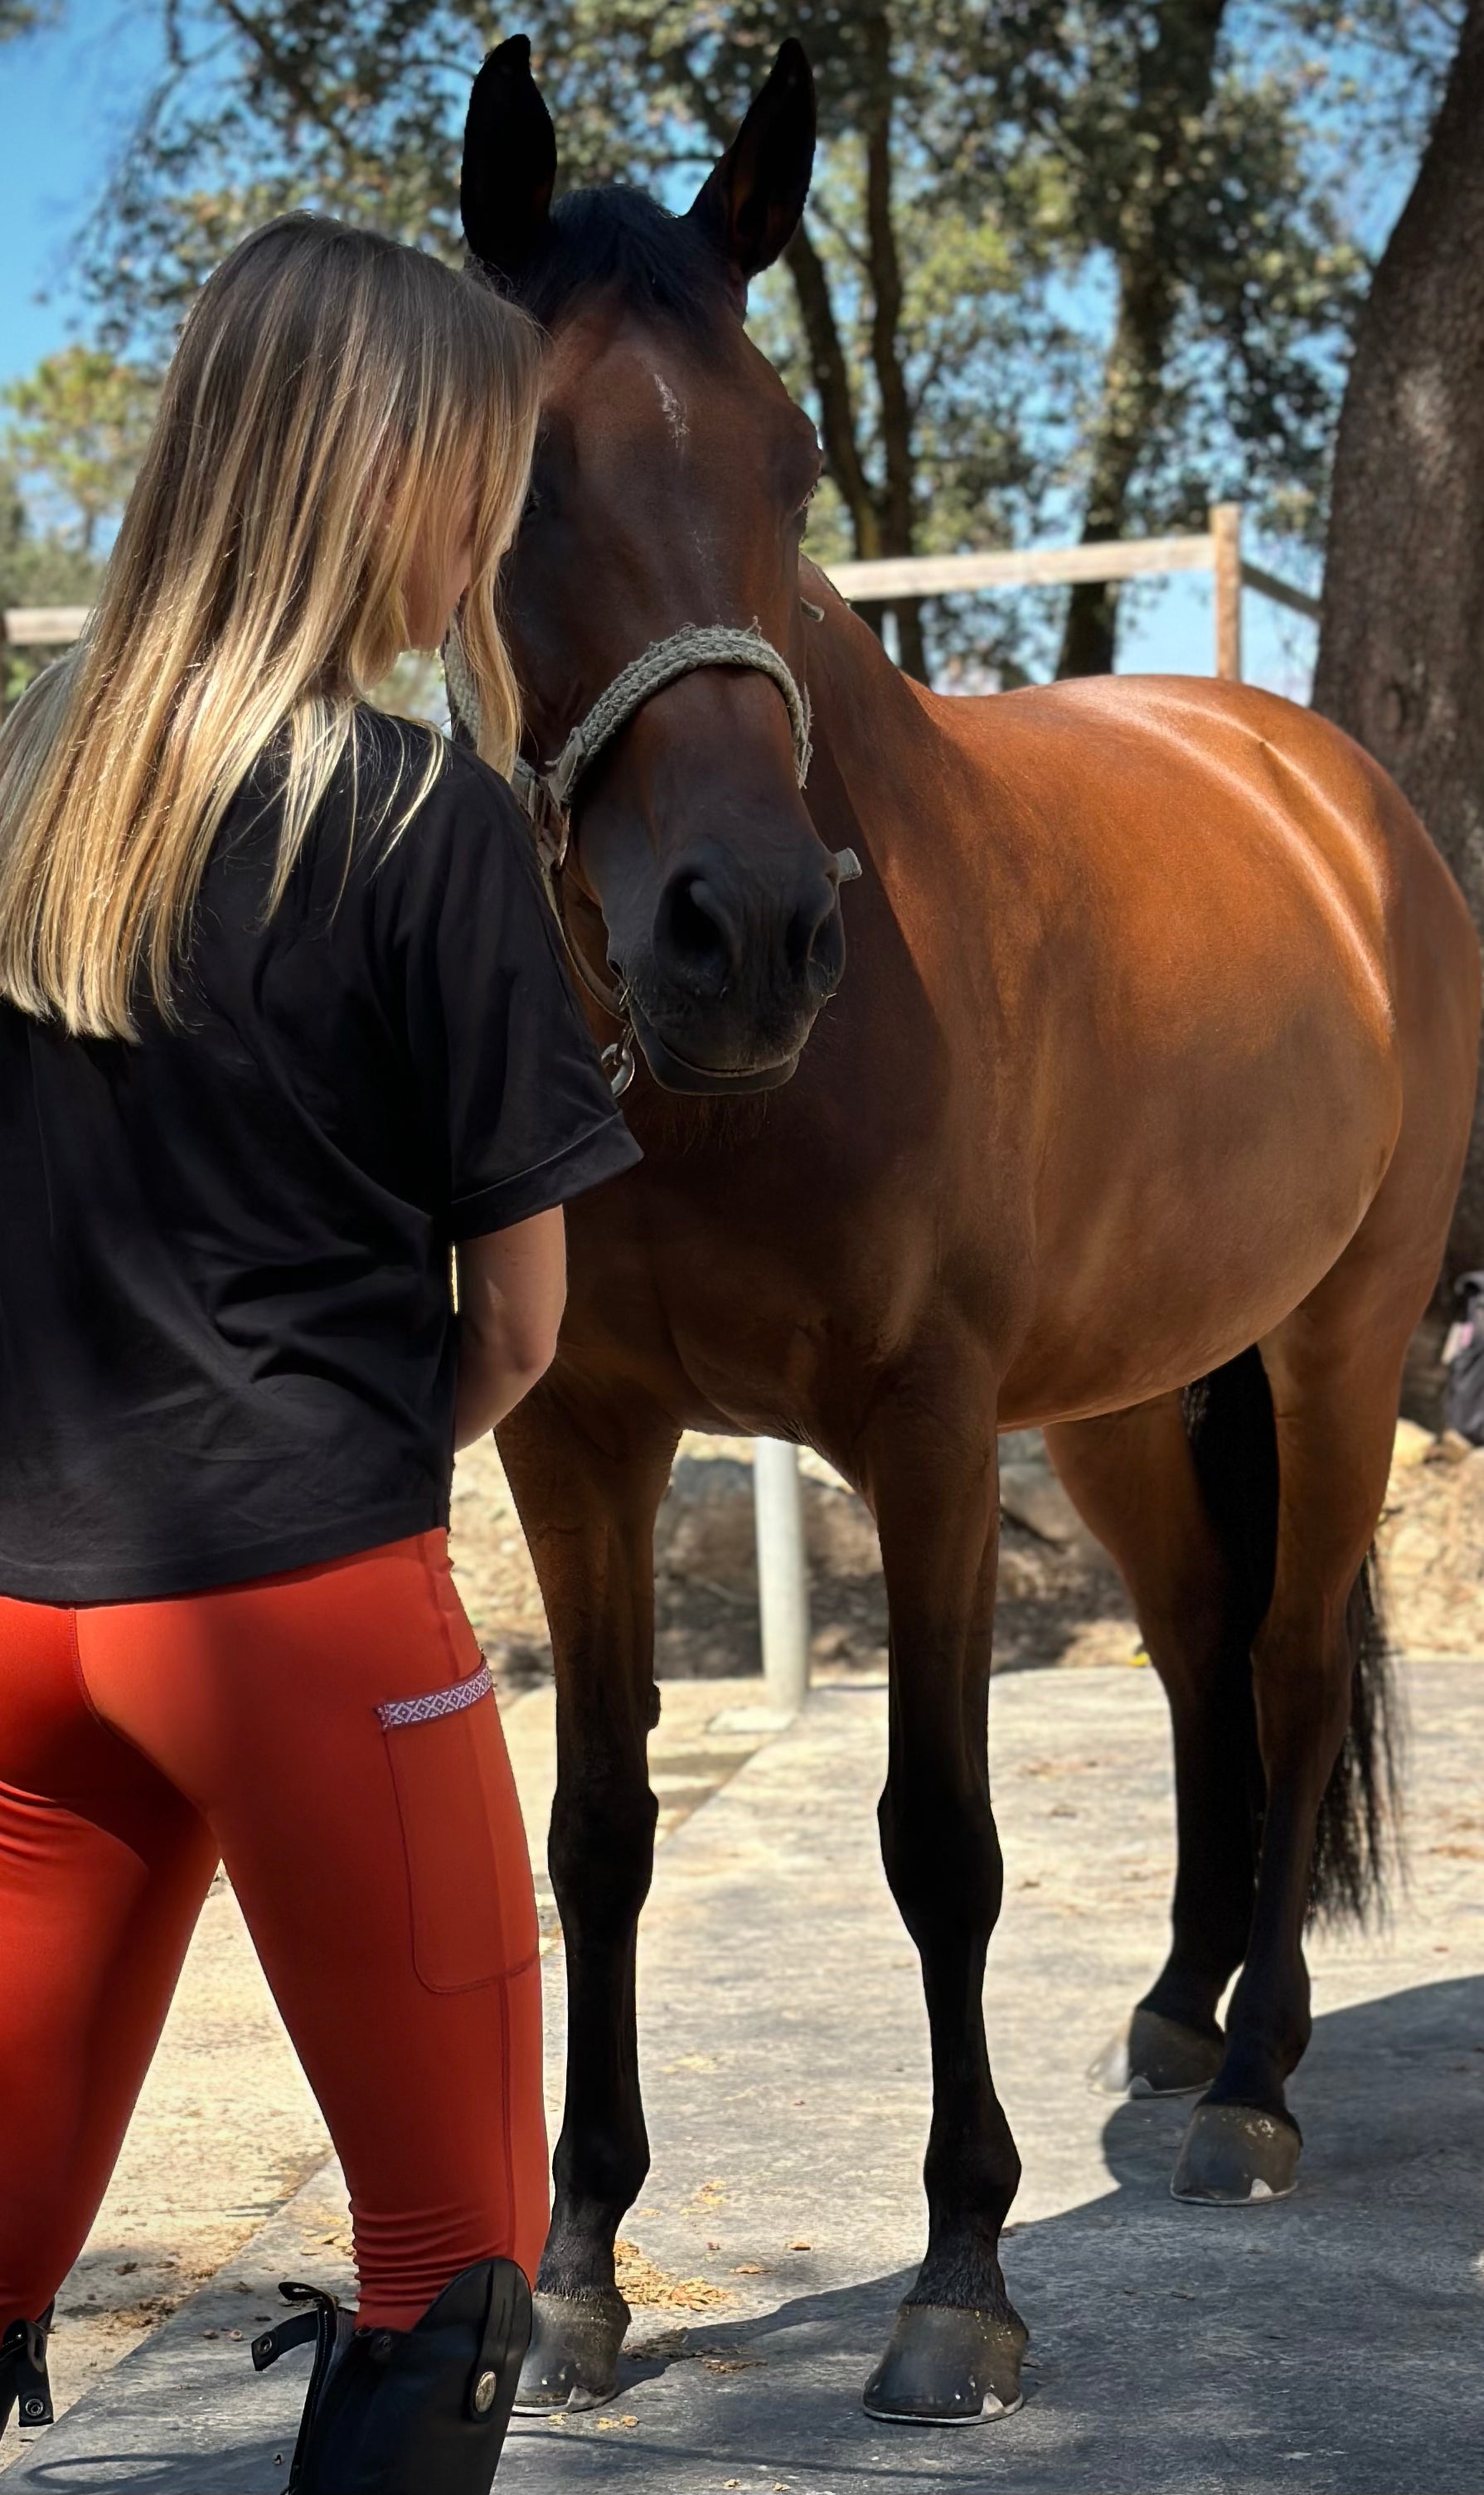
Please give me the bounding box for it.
[12,1977,1484,2495]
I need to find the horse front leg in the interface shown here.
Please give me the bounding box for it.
[859,1367,1028,2425]
[495,1373,679,2412]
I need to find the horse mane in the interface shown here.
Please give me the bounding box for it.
[506,186,733,339]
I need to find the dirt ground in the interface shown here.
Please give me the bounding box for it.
[451,1415,1484,1697]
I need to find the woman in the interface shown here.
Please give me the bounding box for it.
[0,215,638,2490]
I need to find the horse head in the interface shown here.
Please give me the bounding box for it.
[460,35,849,1096]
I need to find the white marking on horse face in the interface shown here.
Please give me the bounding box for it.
[654,370,690,454]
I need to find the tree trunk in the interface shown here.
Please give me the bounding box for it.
[783,223,889,656]
[1056,263,1177,677]
[1056,0,1229,677]
[861,3,926,682]
[784,221,880,564]
[1312,0,1484,1272]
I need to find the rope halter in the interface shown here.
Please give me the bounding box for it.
[442,619,849,1103]
[443,621,812,876]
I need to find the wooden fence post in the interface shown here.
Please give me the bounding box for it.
[1211,502,1243,682]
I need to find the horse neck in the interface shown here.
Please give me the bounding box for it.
[801,591,945,855]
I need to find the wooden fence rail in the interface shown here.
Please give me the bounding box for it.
[822,503,1320,683]
[2,605,92,645]
[1,502,1320,718]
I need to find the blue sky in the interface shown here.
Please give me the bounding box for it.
[0,2,1357,697]
[0,1,162,371]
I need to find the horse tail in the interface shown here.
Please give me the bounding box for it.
[1181,1347,1399,1929]
[1309,1552,1401,1926]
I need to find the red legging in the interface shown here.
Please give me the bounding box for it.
[0,1531,548,2332]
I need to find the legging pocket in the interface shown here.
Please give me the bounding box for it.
[380,1662,538,1992]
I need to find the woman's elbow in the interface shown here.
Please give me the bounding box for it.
[506,1315,561,1397]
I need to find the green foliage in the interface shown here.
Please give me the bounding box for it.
[2,348,159,555]
[0,464,104,706]
[56,0,1464,680]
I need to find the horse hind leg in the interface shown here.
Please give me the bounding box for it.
[1171,1235,1415,2206]
[1045,1370,1271,2103]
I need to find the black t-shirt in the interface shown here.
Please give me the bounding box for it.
[0,711,640,1604]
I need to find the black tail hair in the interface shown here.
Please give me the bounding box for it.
[1182,1347,1399,1927]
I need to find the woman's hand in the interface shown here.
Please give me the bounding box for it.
[453,1207,567,1448]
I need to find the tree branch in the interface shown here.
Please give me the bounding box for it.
[208,0,359,152]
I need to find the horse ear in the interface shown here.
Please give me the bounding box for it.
[461,34,556,279]
[686,39,816,291]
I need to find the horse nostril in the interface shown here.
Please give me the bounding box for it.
[655,869,739,1000]
[788,876,844,983]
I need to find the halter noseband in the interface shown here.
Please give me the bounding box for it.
[443,622,815,1098]
[446,623,812,853]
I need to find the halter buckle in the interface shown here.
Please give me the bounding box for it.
[510,757,571,873]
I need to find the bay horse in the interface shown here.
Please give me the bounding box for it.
[456,35,1480,2426]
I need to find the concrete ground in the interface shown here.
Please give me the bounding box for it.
[7,1656,1484,2493]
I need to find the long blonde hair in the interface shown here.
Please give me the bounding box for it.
[0,214,541,1039]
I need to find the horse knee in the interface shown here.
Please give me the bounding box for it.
[878,1780,1003,1945]
[550,1775,657,1933]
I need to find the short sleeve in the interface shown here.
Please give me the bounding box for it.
[384,754,642,1239]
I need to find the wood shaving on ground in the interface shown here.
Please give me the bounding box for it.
[613,2238,733,2310]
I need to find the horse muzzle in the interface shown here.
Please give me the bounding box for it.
[618,843,847,1094]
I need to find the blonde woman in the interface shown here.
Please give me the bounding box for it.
[0,216,638,2490]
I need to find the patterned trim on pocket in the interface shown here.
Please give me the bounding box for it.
[376,1659,493,1730]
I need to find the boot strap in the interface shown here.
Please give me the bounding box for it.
[466,2263,527,2422]
[250,2308,322,2370]
[252,2282,353,2491]
[3,2304,54,2429]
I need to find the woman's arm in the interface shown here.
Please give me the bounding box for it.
[453,1206,567,1449]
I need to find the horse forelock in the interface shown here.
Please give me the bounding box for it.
[500,186,733,344]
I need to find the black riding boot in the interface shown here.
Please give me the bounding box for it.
[253,2260,531,2494]
[0,2308,54,2442]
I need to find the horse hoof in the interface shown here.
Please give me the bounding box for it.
[862,2300,1027,2425]
[512,2288,630,2412]
[1171,2101,1302,2204]
[1089,2007,1224,2098]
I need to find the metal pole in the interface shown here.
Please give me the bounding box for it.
[754,1437,810,1714]
[1211,502,1243,682]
